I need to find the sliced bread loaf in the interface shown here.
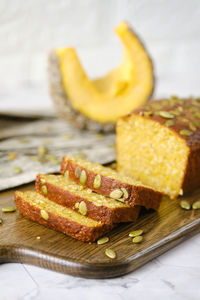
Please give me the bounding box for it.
[15,191,113,242]
[60,156,162,210]
[35,174,140,224]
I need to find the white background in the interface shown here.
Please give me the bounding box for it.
[0,0,200,97]
[1,1,200,299]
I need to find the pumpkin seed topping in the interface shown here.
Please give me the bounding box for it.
[180,200,191,210]
[189,122,196,131]
[165,120,174,127]
[192,201,200,210]
[41,185,47,195]
[132,236,143,243]
[0,218,3,224]
[110,189,123,199]
[180,129,193,136]
[143,111,153,117]
[80,170,87,186]
[121,187,129,199]
[2,206,16,213]
[129,229,143,237]
[37,146,47,156]
[78,201,87,215]
[97,236,109,245]
[93,174,101,189]
[157,111,174,119]
[194,112,200,118]
[73,152,87,159]
[13,167,22,174]
[40,209,49,220]
[75,167,81,179]
[105,249,116,259]
[64,170,69,179]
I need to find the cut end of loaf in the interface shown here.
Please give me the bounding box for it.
[117,114,189,199]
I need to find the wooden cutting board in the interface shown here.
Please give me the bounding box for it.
[0,183,200,279]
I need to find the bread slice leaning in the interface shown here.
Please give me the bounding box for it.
[35,174,140,224]
[15,191,113,242]
[60,156,162,210]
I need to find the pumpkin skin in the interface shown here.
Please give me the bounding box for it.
[48,22,154,132]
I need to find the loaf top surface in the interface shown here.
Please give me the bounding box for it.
[124,97,200,148]
[38,174,131,208]
[15,191,102,227]
[62,155,151,188]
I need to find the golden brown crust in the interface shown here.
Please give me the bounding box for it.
[35,175,140,224]
[60,157,162,210]
[125,97,200,194]
[15,192,113,243]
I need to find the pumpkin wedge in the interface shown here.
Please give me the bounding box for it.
[48,22,154,132]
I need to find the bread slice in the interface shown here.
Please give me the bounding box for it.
[116,98,200,199]
[60,156,162,210]
[35,174,140,224]
[15,191,113,242]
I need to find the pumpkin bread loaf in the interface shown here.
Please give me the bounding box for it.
[116,97,200,199]
[60,156,162,210]
[15,191,113,242]
[36,174,140,224]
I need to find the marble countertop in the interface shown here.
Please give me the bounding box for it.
[1,233,200,300]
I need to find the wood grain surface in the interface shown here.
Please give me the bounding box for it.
[0,183,200,279]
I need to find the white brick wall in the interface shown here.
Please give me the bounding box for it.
[0,0,200,97]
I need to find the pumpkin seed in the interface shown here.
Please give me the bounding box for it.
[64,170,69,179]
[105,249,116,259]
[157,111,174,119]
[180,129,193,136]
[180,200,191,210]
[37,146,47,156]
[93,174,101,189]
[170,110,181,116]
[63,134,74,141]
[165,120,174,127]
[41,185,47,195]
[95,133,105,139]
[132,236,143,243]
[73,152,87,159]
[110,189,123,199]
[97,236,109,245]
[192,200,200,210]
[75,167,81,179]
[40,178,46,185]
[194,112,200,118]
[0,218,3,224]
[78,201,87,215]
[13,167,22,174]
[2,206,16,213]
[143,111,153,117]
[129,229,143,237]
[179,117,189,123]
[8,152,17,160]
[36,236,41,240]
[40,209,49,220]
[171,95,178,99]
[18,138,29,143]
[80,170,87,185]
[121,187,129,199]
[189,122,196,131]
